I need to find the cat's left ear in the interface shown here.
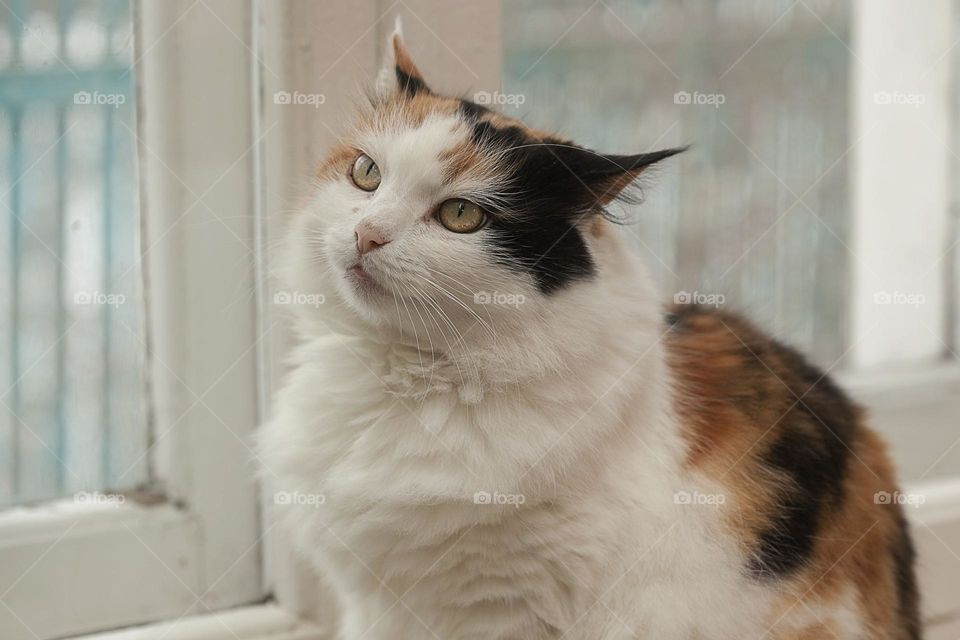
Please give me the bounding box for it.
[564,146,687,206]
[375,18,431,99]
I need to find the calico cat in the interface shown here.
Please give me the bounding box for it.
[257,26,920,640]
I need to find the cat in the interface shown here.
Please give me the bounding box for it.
[257,25,920,640]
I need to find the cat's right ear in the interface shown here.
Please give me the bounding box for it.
[375,18,431,100]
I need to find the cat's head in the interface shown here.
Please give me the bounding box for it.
[282,26,682,384]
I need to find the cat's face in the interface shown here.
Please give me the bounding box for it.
[286,31,680,361]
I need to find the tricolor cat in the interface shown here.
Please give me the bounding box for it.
[258,26,919,640]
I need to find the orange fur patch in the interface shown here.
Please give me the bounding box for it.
[667,305,918,639]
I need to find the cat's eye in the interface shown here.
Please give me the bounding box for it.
[437,199,487,233]
[351,153,381,191]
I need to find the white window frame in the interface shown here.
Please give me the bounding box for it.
[846,2,960,633]
[1,1,269,638]
[1,1,957,638]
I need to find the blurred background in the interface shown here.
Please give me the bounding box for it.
[0,0,144,509]
[504,0,852,365]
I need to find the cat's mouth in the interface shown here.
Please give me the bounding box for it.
[347,262,388,295]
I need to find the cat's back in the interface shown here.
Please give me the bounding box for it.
[664,303,920,639]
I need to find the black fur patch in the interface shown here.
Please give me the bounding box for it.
[395,66,428,97]
[458,99,491,122]
[469,120,596,293]
[891,510,921,639]
[468,120,682,293]
[749,344,857,578]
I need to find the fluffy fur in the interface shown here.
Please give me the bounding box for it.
[257,27,919,640]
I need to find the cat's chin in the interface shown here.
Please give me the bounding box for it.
[346,263,389,297]
[332,266,395,325]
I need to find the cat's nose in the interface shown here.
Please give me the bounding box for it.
[355,221,390,255]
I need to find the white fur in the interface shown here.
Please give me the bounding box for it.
[258,73,863,639]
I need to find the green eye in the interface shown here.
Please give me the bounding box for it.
[437,199,487,233]
[351,154,381,191]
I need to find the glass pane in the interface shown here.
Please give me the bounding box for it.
[502,0,850,368]
[0,0,146,507]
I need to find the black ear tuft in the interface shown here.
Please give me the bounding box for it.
[390,33,431,97]
[395,64,429,97]
[573,146,687,205]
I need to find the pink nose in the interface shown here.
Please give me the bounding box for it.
[355,222,390,255]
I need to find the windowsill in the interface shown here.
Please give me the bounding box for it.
[63,485,960,640]
[839,360,960,480]
[70,605,324,640]
[0,496,184,537]
[0,500,204,639]
[8,481,958,639]
[838,358,960,397]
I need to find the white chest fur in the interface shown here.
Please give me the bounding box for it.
[257,334,788,640]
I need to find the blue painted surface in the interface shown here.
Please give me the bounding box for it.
[1,0,147,507]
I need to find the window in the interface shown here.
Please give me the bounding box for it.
[505,0,850,368]
[0,0,146,508]
[1,2,264,638]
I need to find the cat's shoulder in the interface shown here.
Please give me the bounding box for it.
[662,304,913,599]
[663,302,860,434]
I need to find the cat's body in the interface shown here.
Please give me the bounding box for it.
[258,27,919,640]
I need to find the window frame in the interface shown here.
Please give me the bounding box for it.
[845,3,960,626]
[0,1,268,638]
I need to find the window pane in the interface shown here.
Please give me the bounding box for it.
[502,0,851,368]
[0,0,146,507]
